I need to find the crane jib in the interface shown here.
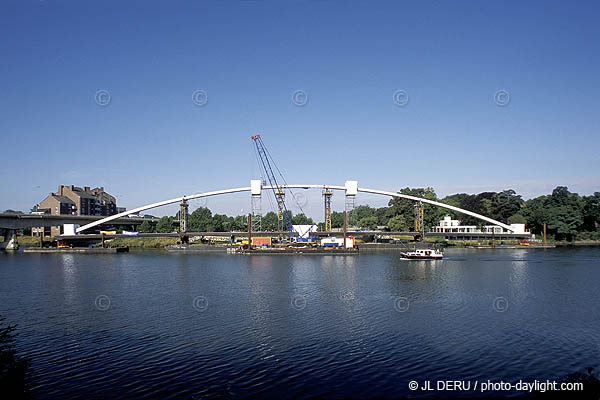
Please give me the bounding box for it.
[251,136,295,237]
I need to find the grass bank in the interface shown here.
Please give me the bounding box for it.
[97,237,180,248]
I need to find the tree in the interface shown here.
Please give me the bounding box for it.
[261,212,278,231]
[375,206,395,227]
[387,215,408,231]
[521,187,584,241]
[0,315,31,396]
[137,220,154,233]
[231,215,247,231]
[211,214,231,232]
[331,211,344,229]
[453,194,489,227]
[357,216,377,230]
[389,187,442,231]
[292,213,314,225]
[491,189,523,223]
[354,205,376,221]
[189,207,213,232]
[507,213,526,225]
[521,195,549,235]
[155,216,174,233]
[582,192,600,232]
[545,187,584,241]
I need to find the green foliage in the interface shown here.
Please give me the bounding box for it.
[582,192,600,231]
[388,187,442,230]
[0,316,31,397]
[353,205,376,221]
[357,216,377,229]
[521,186,587,241]
[387,214,408,231]
[102,237,179,248]
[291,213,314,225]
[375,206,395,226]
[331,211,344,229]
[211,214,231,232]
[507,213,526,224]
[491,189,523,222]
[188,207,214,232]
[261,212,278,231]
[231,215,247,231]
[155,216,175,233]
[137,220,154,233]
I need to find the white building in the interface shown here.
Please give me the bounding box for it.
[432,215,528,234]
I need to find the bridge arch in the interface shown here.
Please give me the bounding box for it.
[76,184,514,233]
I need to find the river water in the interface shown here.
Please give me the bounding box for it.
[1,247,599,398]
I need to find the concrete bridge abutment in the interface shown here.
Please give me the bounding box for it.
[0,228,19,250]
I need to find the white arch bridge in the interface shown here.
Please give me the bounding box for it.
[77,181,515,234]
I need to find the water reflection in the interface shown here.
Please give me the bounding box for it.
[0,248,598,399]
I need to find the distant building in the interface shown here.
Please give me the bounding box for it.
[34,185,120,236]
[432,215,528,235]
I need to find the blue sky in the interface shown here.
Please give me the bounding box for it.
[1,0,599,219]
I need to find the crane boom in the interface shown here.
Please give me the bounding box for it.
[251,134,295,237]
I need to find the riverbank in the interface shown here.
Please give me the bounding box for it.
[7,235,600,251]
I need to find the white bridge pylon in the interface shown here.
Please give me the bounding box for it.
[76,184,515,233]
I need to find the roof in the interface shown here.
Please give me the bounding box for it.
[52,195,76,204]
[70,188,96,199]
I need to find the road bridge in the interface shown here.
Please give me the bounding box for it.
[0,213,157,230]
[0,214,158,250]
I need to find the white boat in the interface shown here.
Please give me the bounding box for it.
[400,249,444,260]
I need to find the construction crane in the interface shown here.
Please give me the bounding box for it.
[251,134,295,237]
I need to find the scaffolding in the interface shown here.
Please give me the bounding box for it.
[251,194,262,232]
[179,199,189,233]
[323,187,333,231]
[414,200,424,239]
[345,194,356,228]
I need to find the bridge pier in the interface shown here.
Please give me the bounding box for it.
[0,228,19,251]
[250,180,262,232]
[179,199,189,233]
[345,181,358,227]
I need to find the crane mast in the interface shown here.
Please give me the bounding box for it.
[251,134,295,237]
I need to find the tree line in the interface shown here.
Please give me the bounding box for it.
[137,186,600,242]
[137,209,316,234]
